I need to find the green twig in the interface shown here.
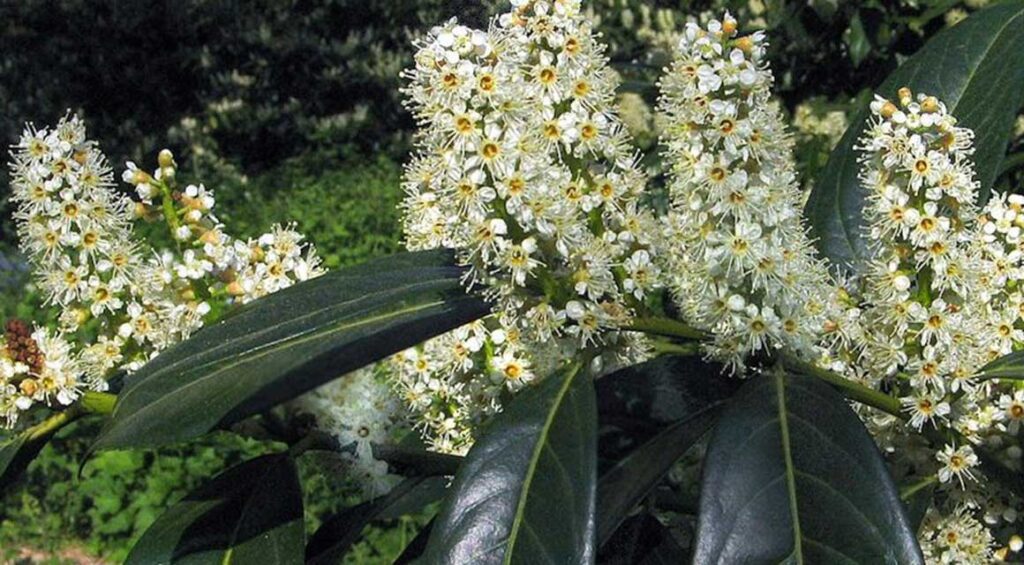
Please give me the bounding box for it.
[626,317,707,340]
[14,393,117,466]
[899,474,937,501]
[80,391,117,415]
[650,340,701,357]
[296,430,463,476]
[25,408,82,442]
[372,443,463,476]
[779,352,904,419]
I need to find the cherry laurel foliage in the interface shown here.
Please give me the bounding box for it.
[694,374,923,564]
[422,364,597,564]
[91,249,490,451]
[3,3,1024,564]
[124,454,305,565]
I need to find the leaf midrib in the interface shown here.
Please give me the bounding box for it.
[123,273,457,395]
[775,372,803,565]
[503,364,581,563]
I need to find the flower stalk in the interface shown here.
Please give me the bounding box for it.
[778,352,904,419]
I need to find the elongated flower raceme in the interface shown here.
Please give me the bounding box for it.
[855,88,986,400]
[822,88,1024,564]
[396,0,659,453]
[657,14,831,369]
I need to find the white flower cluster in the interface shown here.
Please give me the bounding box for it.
[3,114,324,429]
[657,13,831,368]
[820,88,1024,563]
[121,159,325,307]
[0,320,92,427]
[851,89,986,429]
[296,366,403,495]
[920,506,996,564]
[395,0,659,452]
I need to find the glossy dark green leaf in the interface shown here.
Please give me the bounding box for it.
[305,476,447,564]
[806,1,1024,272]
[595,356,737,544]
[0,433,33,490]
[1,418,68,492]
[694,373,924,564]
[93,249,490,451]
[423,364,597,564]
[596,356,736,429]
[903,483,935,535]
[395,520,434,565]
[598,514,688,565]
[844,13,870,67]
[977,350,1024,380]
[126,454,304,565]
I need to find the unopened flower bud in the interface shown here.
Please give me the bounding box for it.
[200,229,222,245]
[73,308,89,326]
[158,149,175,168]
[133,169,152,185]
[897,87,912,105]
[19,378,38,397]
[880,101,898,119]
[226,281,246,296]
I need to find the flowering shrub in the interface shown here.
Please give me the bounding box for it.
[3,1,1024,563]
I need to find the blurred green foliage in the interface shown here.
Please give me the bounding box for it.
[0,0,1020,561]
[1,422,272,563]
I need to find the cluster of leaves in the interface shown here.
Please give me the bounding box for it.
[0,421,269,563]
[24,3,1017,562]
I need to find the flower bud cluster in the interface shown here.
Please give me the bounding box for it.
[121,164,324,307]
[395,0,658,452]
[657,13,831,368]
